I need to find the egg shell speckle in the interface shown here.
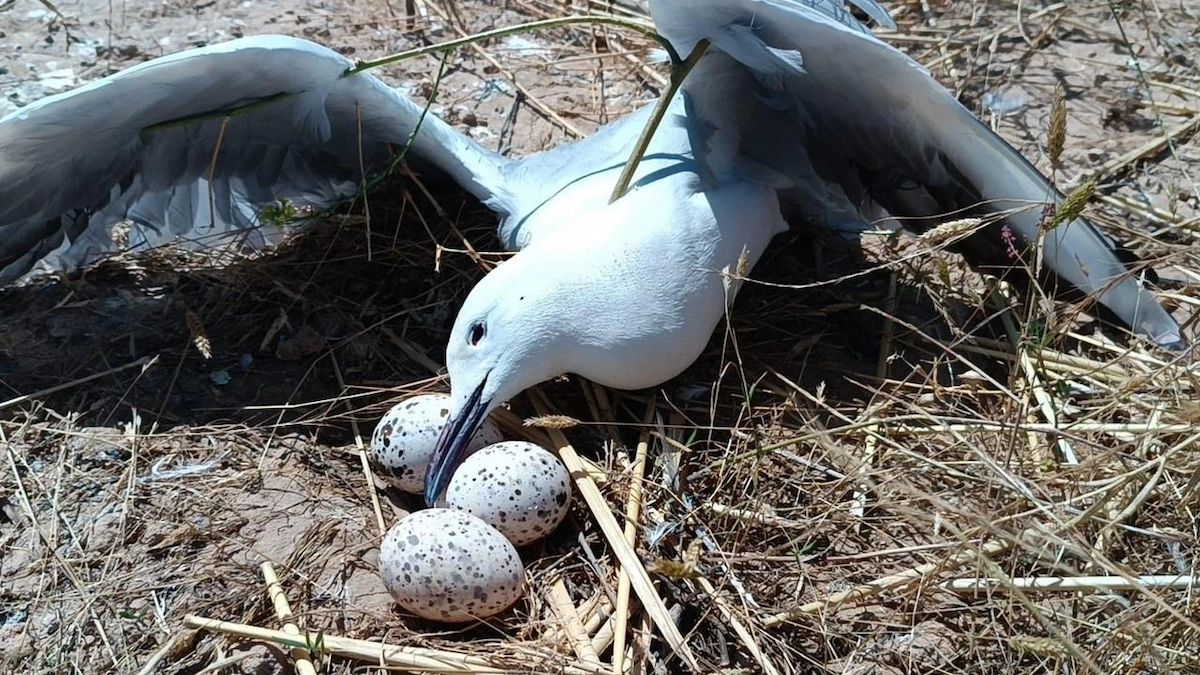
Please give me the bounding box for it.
[379,509,524,622]
[370,393,503,493]
[444,441,572,546]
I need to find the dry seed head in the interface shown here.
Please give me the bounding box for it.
[1011,635,1069,658]
[1048,84,1067,170]
[720,245,752,297]
[735,244,750,278]
[647,558,701,580]
[185,310,213,360]
[1050,177,1098,229]
[919,217,983,245]
[649,540,703,580]
[523,415,582,429]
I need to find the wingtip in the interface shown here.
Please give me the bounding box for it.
[1136,317,1187,353]
[1156,337,1189,354]
[1137,308,1187,354]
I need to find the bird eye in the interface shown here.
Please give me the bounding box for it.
[468,321,486,346]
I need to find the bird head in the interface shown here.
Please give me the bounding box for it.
[423,255,569,505]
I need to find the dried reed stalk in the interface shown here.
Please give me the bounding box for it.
[184,614,607,674]
[260,562,318,675]
[546,577,604,666]
[530,389,700,670]
[612,402,655,673]
[943,574,1200,593]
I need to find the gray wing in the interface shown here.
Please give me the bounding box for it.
[0,35,511,282]
[650,0,1183,349]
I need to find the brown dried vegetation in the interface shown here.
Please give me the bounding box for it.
[1,1,1198,673]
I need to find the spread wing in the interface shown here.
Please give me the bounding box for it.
[650,0,1183,349]
[0,35,511,282]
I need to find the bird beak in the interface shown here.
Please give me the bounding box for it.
[424,375,490,506]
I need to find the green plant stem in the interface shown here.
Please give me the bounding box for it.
[344,15,679,76]
[608,39,710,204]
[365,52,451,193]
[146,16,673,135]
[142,91,293,135]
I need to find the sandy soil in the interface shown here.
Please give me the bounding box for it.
[1,1,1198,673]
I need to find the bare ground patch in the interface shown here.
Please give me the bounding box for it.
[2,0,1199,673]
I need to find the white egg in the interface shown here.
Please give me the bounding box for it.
[379,509,524,622]
[444,441,572,546]
[370,393,503,493]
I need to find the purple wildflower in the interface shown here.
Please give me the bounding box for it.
[1001,224,1021,261]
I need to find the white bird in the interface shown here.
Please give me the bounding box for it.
[0,2,1183,507]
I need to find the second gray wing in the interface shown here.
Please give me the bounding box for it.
[650,0,1183,349]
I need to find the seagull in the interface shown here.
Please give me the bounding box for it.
[0,2,1182,508]
[423,0,1187,502]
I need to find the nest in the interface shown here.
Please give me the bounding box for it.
[2,1,1198,673]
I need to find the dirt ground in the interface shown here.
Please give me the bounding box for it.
[2,1,1199,674]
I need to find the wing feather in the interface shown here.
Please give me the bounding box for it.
[0,35,510,282]
[650,0,1183,348]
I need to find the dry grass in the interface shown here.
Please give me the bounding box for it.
[2,0,1199,673]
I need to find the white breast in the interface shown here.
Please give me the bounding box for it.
[524,170,787,391]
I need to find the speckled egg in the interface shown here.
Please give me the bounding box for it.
[370,393,504,493]
[444,441,572,546]
[379,509,524,622]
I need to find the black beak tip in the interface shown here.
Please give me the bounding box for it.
[423,377,490,507]
[423,466,446,507]
[423,425,457,507]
